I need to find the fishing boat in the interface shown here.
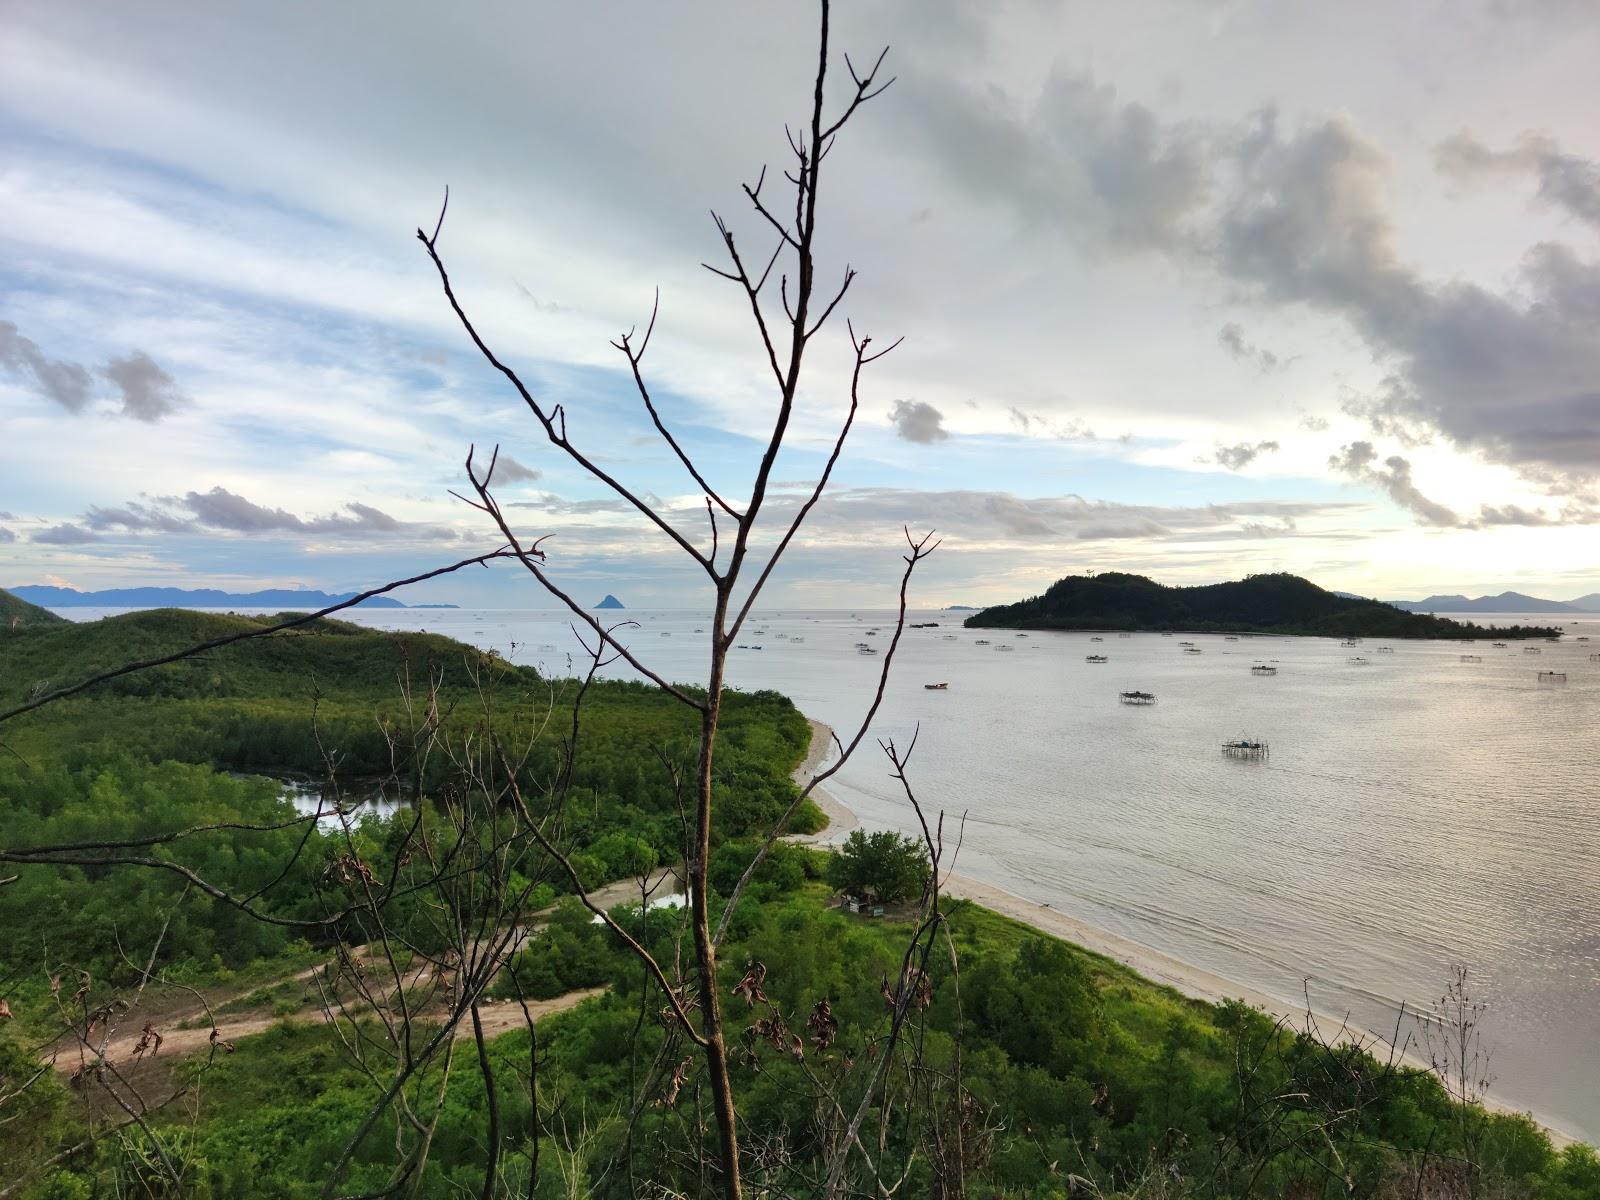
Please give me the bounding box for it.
[1225,636,1239,641]
[1085,654,1108,663]
[1523,646,1542,655]
[996,644,1015,652]
[1222,737,1269,760]
[1348,656,1370,664]
[1460,654,1482,662]
[858,646,878,655]
[1539,670,1567,682]
[1119,690,1156,704]
[923,682,949,690]
[1089,636,1104,642]
[1377,646,1394,654]
[1492,642,1507,648]
[1183,646,1203,654]
[974,639,990,645]
[1251,663,1277,675]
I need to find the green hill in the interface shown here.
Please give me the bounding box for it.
[965,571,1561,639]
[0,606,540,769]
[0,587,69,630]
[0,606,519,706]
[0,606,814,835]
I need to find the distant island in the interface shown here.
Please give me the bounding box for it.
[965,572,1562,639]
[6,584,452,611]
[594,594,625,610]
[1387,590,1598,614]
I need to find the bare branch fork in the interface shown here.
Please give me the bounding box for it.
[1,5,922,1199]
[415,5,914,1197]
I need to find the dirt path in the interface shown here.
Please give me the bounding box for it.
[52,981,607,1076]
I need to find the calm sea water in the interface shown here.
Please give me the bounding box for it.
[65,605,1600,1139]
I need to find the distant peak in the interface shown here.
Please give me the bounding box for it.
[594,594,626,610]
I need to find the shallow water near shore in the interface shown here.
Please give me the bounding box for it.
[67,604,1600,1140]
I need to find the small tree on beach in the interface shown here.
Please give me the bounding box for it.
[826,829,932,905]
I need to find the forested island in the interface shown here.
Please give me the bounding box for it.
[1,603,1594,1197]
[966,572,1563,639]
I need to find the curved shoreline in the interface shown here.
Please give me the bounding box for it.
[791,715,1578,1147]
[786,718,858,844]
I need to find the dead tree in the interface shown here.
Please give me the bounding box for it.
[415,5,924,1196]
[0,4,939,1196]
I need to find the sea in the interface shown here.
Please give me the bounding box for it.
[61,604,1600,1141]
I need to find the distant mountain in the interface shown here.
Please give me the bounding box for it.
[594,594,625,610]
[965,572,1560,639]
[1388,591,1581,614]
[943,605,979,611]
[1571,594,1600,612]
[9,584,411,610]
[1,586,70,629]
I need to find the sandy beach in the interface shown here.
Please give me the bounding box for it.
[786,717,860,844]
[791,716,1576,1146]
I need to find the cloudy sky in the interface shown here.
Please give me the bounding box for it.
[3,0,1598,608]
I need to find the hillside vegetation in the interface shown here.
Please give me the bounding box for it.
[2,608,1595,1198]
[0,586,69,629]
[966,572,1562,639]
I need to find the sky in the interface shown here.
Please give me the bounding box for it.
[2,0,1598,609]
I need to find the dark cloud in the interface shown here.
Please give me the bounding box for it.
[898,68,1209,256]
[1337,378,1433,449]
[1216,113,1424,329]
[85,501,194,534]
[1476,503,1558,527]
[1212,440,1280,470]
[902,81,1600,487]
[32,522,99,545]
[1,322,184,422]
[101,351,185,422]
[490,453,542,484]
[182,487,411,535]
[0,321,94,413]
[1328,442,1460,526]
[888,399,949,444]
[1436,131,1600,230]
[1216,322,1288,373]
[1329,442,1598,529]
[66,488,454,542]
[1215,114,1600,486]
